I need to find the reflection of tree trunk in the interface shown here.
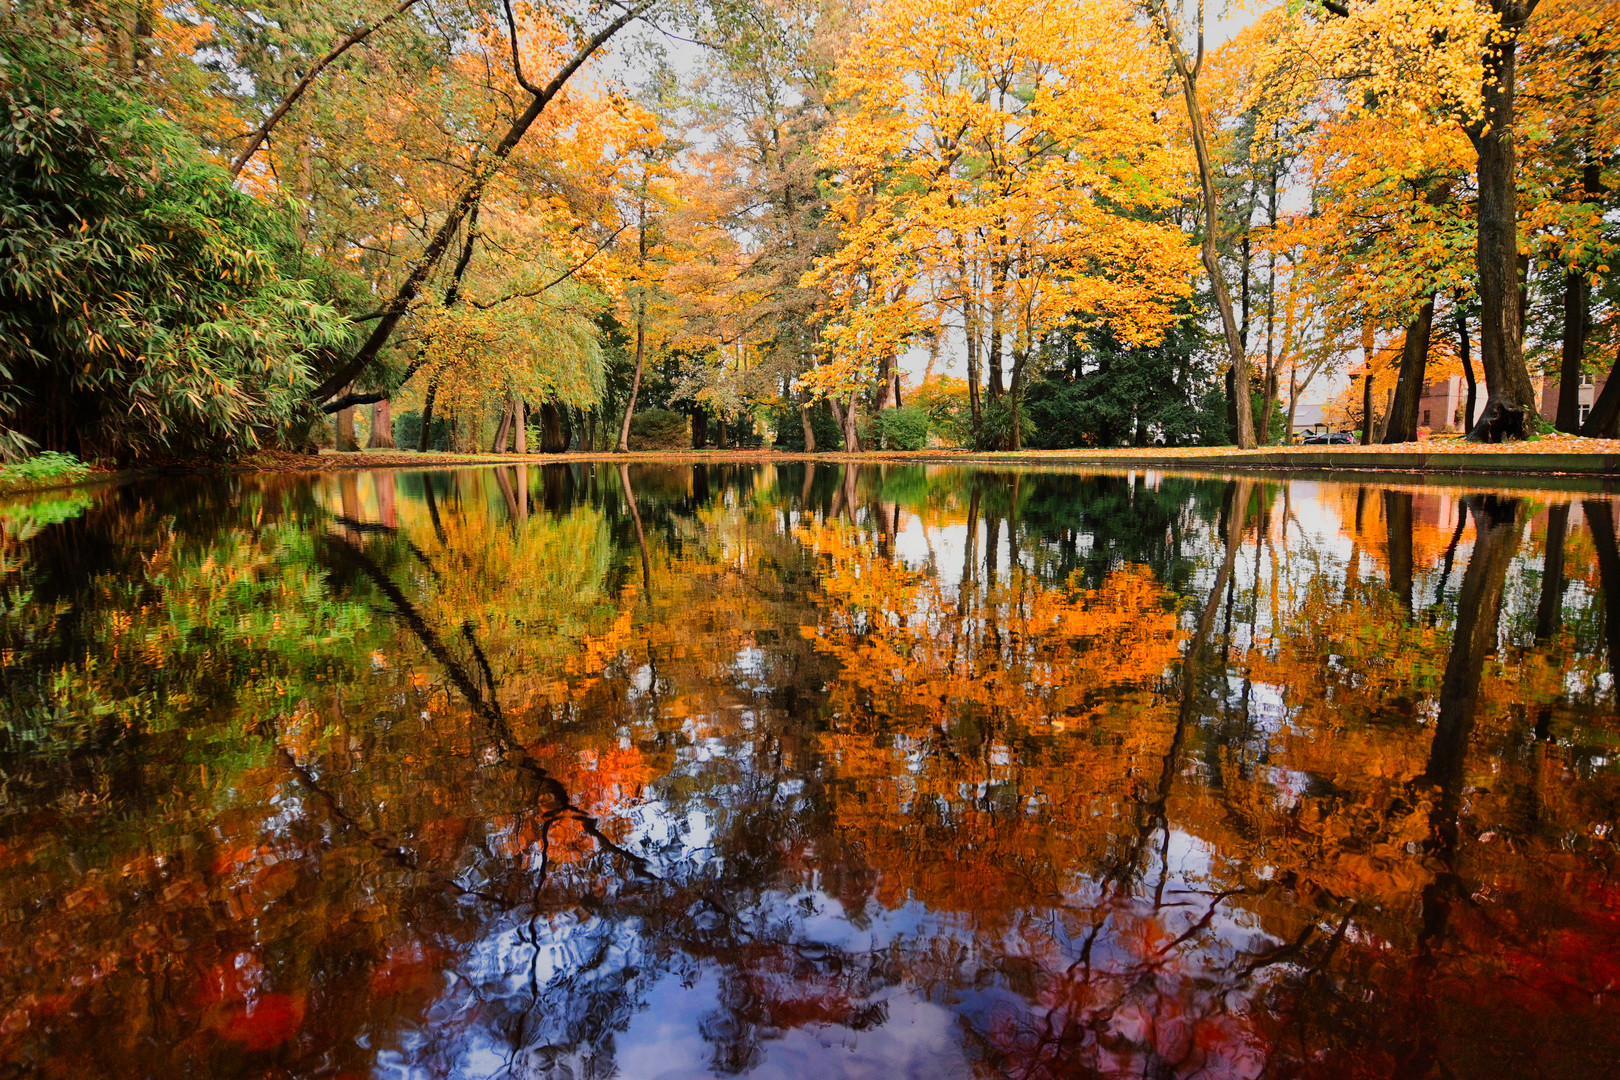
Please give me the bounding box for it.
[693,464,710,506]
[1583,500,1620,685]
[339,472,362,533]
[1434,501,1467,599]
[376,472,397,528]
[423,474,446,543]
[1384,490,1414,612]
[1118,480,1252,887]
[839,465,858,518]
[1396,495,1523,1079]
[1535,503,1570,642]
[959,485,979,618]
[321,532,652,876]
[799,462,815,511]
[618,464,651,591]
[1423,496,1523,822]
[985,509,1000,583]
[494,465,520,523]
[514,465,529,522]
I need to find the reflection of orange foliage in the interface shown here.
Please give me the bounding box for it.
[799,521,1185,727]
[196,951,306,1051]
[795,520,1187,920]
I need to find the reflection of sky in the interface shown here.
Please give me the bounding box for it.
[385,794,1280,1079]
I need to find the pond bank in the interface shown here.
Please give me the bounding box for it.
[8,437,1620,501]
[239,439,1620,480]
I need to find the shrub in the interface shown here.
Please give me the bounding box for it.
[910,377,972,446]
[769,401,843,451]
[627,409,690,450]
[0,37,354,461]
[866,406,931,451]
[0,451,91,486]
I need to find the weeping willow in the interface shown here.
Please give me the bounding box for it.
[401,272,607,440]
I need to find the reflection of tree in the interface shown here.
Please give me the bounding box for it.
[3,468,1620,1079]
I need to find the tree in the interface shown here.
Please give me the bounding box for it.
[807,0,1197,450]
[1142,0,1258,448]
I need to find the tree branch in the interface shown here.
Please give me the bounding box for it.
[312,1,655,402]
[230,0,422,177]
[468,220,631,310]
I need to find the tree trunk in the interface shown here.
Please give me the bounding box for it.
[491,397,514,453]
[1458,305,1477,431]
[1465,3,1540,441]
[616,178,651,453]
[987,258,1006,402]
[336,385,358,452]
[963,289,982,433]
[418,375,439,452]
[842,399,861,453]
[366,398,395,449]
[876,352,896,411]
[1555,268,1590,432]
[1361,372,1376,446]
[513,398,527,454]
[692,406,708,449]
[229,0,423,176]
[800,403,816,453]
[1581,360,1620,437]
[540,402,566,453]
[1147,0,1255,448]
[1383,296,1437,444]
[717,417,730,449]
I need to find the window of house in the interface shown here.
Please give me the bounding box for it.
[1582,376,1596,388]
[1580,403,1592,425]
[1422,409,1431,426]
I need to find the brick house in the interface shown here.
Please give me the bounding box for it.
[1539,375,1606,426]
[1417,376,1477,433]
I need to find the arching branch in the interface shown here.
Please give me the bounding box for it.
[230,0,423,177]
[312,1,656,402]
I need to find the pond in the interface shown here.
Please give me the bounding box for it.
[1,462,1618,1079]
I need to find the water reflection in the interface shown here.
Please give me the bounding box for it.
[2,464,1618,1078]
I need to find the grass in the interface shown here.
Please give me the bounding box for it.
[0,451,92,492]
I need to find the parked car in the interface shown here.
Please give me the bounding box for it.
[1301,431,1356,445]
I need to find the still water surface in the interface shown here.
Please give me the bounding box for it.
[2,463,1619,1079]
